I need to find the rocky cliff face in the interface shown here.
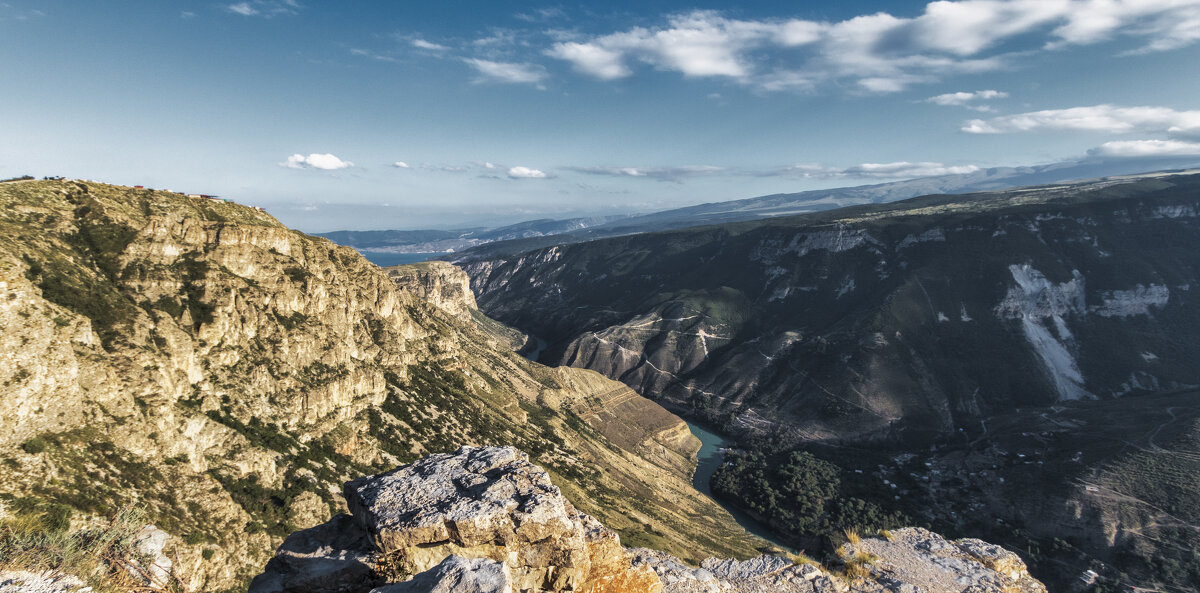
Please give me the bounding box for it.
[385,261,478,319]
[457,172,1200,444]
[253,446,1047,593]
[0,180,762,591]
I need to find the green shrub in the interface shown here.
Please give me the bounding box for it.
[283,267,310,284]
[20,437,47,455]
[711,448,906,548]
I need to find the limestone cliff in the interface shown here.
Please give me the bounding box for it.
[385,261,478,319]
[0,180,762,591]
[252,447,1047,593]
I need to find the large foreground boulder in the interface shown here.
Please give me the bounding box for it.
[249,446,660,593]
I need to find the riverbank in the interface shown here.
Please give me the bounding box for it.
[515,336,793,553]
[686,422,796,553]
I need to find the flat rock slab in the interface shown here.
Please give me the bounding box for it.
[847,528,1048,593]
[370,556,511,593]
[632,549,838,593]
[0,571,91,593]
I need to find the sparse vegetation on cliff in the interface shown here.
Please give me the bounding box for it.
[0,506,178,593]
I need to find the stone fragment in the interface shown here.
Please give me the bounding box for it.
[132,525,173,588]
[0,571,91,593]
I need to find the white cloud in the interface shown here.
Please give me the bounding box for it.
[567,161,976,181]
[0,4,46,21]
[473,30,520,47]
[776,161,980,179]
[926,89,1008,111]
[547,10,804,82]
[1089,139,1200,158]
[507,166,547,179]
[546,42,630,79]
[350,48,397,62]
[544,2,1200,92]
[963,104,1200,137]
[463,58,547,84]
[843,162,981,178]
[567,165,726,181]
[284,153,354,170]
[411,39,449,51]
[393,161,410,168]
[227,3,257,16]
[225,0,299,17]
[515,7,566,23]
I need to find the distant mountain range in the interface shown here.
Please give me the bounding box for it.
[319,156,1200,258]
[316,215,628,254]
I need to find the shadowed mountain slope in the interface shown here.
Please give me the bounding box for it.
[459,170,1200,443]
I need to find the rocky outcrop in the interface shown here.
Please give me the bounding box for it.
[343,446,657,592]
[251,446,661,593]
[386,261,478,318]
[253,447,1047,593]
[837,528,1047,593]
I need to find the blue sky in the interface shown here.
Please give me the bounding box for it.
[2,1,1199,231]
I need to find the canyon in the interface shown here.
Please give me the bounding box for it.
[454,171,1200,590]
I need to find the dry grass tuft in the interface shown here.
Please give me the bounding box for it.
[0,506,186,593]
[841,551,880,581]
